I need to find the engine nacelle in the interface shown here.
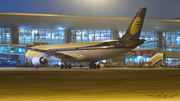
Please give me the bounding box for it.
[32,56,48,66]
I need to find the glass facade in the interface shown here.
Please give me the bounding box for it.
[0,28,12,44]
[119,31,158,49]
[118,31,180,66]
[1,28,66,66]
[19,28,66,44]
[1,27,180,67]
[0,46,25,54]
[71,29,113,43]
[0,46,25,66]
[162,32,177,46]
[125,55,151,66]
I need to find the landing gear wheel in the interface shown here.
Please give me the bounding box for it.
[93,64,96,69]
[61,65,64,69]
[96,64,100,69]
[65,64,68,69]
[68,64,72,69]
[89,64,92,69]
[79,64,83,68]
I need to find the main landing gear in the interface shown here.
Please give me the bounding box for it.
[60,64,72,69]
[89,62,100,69]
[60,56,72,69]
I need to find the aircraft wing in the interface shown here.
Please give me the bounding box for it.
[152,43,176,50]
[144,39,168,43]
[147,94,155,98]
[0,43,26,47]
[168,95,177,98]
[8,40,70,58]
[116,38,169,44]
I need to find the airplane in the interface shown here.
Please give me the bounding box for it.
[9,8,147,69]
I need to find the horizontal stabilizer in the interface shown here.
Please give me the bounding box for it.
[145,39,172,43]
[116,38,145,43]
[168,43,176,48]
[132,43,177,52]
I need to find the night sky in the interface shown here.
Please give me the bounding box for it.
[0,0,180,19]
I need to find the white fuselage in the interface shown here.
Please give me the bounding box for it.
[25,40,134,63]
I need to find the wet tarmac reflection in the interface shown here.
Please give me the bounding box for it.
[0,68,180,101]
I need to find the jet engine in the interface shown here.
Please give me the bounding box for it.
[32,56,48,66]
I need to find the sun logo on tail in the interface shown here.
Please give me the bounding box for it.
[130,17,142,35]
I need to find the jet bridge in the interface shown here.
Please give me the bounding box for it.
[142,53,166,67]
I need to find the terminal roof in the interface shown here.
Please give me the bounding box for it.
[0,12,180,31]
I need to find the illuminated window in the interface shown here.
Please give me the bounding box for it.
[71,30,76,43]
[19,28,65,45]
[76,30,81,43]
[82,30,88,42]
[0,28,12,44]
[89,30,94,42]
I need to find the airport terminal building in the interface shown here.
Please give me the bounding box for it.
[0,12,180,66]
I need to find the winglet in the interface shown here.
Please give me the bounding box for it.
[169,43,176,48]
[9,40,13,46]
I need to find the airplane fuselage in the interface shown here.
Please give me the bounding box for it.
[25,40,142,63]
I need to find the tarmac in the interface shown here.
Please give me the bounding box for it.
[0,67,180,101]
